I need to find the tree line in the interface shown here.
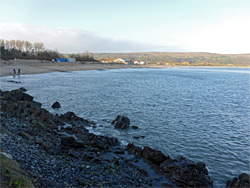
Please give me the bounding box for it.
[0,39,60,60]
[0,39,96,61]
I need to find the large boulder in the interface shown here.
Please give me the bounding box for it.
[160,156,213,187]
[142,146,169,165]
[3,88,33,102]
[226,173,250,188]
[126,143,143,157]
[52,101,61,108]
[111,115,130,129]
[60,111,90,125]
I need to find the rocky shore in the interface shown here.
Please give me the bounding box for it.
[0,88,249,187]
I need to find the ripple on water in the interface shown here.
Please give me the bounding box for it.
[0,67,249,188]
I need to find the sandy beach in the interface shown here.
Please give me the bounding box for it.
[1,59,247,78]
[0,59,152,77]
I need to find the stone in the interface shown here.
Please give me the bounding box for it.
[227,173,250,188]
[61,136,85,148]
[142,146,168,165]
[111,115,130,129]
[60,111,90,125]
[132,125,139,129]
[19,87,27,92]
[6,89,33,102]
[160,156,213,187]
[52,101,61,108]
[106,137,119,146]
[126,143,143,157]
[133,136,140,139]
[18,131,32,140]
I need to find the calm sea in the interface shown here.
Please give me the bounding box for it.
[1,67,250,187]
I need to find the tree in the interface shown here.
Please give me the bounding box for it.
[34,42,45,52]
[5,40,10,50]
[0,39,4,48]
[24,41,33,53]
[9,40,16,49]
[16,40,25,51]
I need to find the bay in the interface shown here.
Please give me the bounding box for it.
[1,67,250,187]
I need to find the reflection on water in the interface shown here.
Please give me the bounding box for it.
[1,67,250,187]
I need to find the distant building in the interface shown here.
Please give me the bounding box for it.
[113,58,133,65]
[56,58,76,62]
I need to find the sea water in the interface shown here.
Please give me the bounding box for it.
[1,67,250,187]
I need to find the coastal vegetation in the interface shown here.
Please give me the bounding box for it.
[0,39,96,61]
[94,52,250,66]
[0,39,59,60]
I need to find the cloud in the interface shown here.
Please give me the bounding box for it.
[174,16,250,54]
[0,23,184,53]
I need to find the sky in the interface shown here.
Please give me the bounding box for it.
[1,0,250,53]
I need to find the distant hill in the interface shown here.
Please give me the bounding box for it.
[93,52,250,66]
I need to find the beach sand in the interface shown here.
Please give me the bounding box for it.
[0,59,158,77]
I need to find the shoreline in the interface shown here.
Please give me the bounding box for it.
[1,89,249,187]
[0,88,213,187]
[1,59,249,77]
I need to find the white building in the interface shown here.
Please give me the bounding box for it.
[113,58,133,65]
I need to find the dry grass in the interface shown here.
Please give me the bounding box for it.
[0,151,35,188]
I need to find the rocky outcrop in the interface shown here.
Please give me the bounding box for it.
[226,173,250,188]
[1,88,219,187]
[111,115,130,129]
[1,89,175,187]
[126,144,213,187]
[52,101,61,108]
[60,111,90,126]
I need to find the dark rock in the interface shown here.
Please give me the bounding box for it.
[7,80,21,84]
[160,156,213,187]
[227,173,250,188]
[90,157,102,164]
[18,131,32,140]
[133,136,140,139]
[52,101,61,108]
[113,148,125,154]
[68,149,80,158]
[41,142,57,155]
[106,137,119,146]
[239,173,250,182]
[142,146,168,165]
[60,111,90,125]
[19,87,27,92]
[61,136,85,148]
[82,153,95,160]
[111,115,130,129]
[126,143,143,157]
[4,89,33,102]
[132,125,139,129]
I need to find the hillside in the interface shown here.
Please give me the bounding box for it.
[93,52,250,66]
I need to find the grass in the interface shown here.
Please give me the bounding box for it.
[0,151,35,188]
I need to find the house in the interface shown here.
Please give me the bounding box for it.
[113,58,133,65]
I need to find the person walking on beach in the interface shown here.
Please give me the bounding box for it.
[13,68,16,75]
[18,69,21,75]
